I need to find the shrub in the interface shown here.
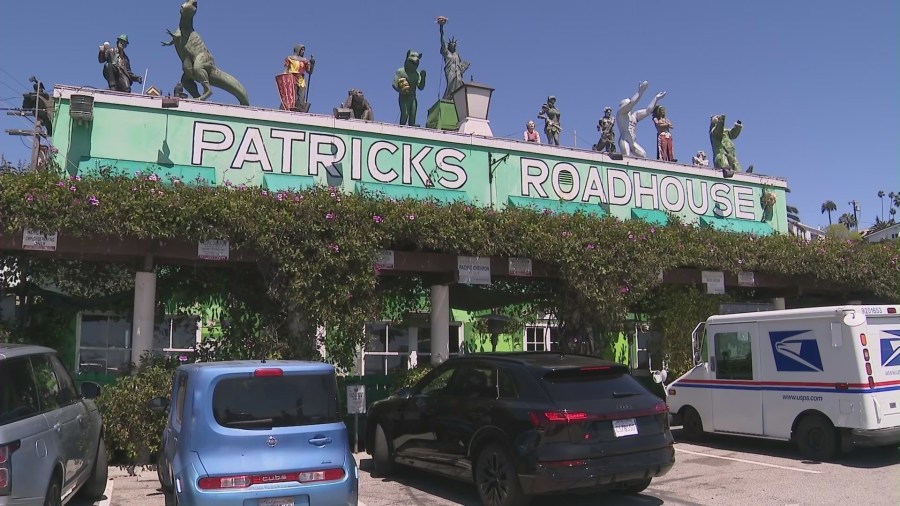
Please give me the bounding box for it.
[95,354,177,470]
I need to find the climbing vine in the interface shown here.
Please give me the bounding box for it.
[0,168,896,369]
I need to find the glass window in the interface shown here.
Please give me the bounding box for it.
[212,373,340,429]
[541,367,646,401]
[525,327,546,351]
[175,373,187,425]
[78,313,132,377]
[497,368,519,399]
[49,355,78,405]
[0,358,40,425]
[714,331,753,380]
[446,365,496,399]
[31,355,61,411]
[154,315,199,351]
[418,366,456,396]
[417,327,431,354]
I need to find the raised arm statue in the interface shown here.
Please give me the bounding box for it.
[709,114,752,176]
[617,81,665,158]
[437,17,470,100]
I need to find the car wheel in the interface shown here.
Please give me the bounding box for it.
[43,475,62,506]
[680,407,704,441]
[614,477,652,495]
[795,415,837,461]
[157,449,173,492]
[474,443,528,506]
[372,423,395,477]
[77,436,109,499]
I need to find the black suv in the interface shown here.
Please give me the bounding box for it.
[365,352,674,506]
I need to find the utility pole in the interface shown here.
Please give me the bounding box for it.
[5,76,46,171]
[849,200,861,230]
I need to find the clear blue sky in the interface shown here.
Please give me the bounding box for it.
[1,1,897,229]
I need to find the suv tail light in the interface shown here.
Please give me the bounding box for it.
[0,441,21,495]
[197,468,345,490]
[530,403,668,429]
[254,368,283,377]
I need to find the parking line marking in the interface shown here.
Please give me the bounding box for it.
[675,448,822,474]
[97,479,113,506]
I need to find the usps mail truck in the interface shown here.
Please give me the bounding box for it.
[666,305,900,460]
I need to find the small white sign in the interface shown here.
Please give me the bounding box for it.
[197,239,230,261]
[22,229,58,251]
[375,250,395,270]
[346,385,366,414]
[613,418,639,437]
[701,270,726,295]
[458,256,491,285]
[738,271,755,287]
[508,257,532,277]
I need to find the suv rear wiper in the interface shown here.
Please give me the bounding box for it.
[612,391,640,398]
[223,418,274,429]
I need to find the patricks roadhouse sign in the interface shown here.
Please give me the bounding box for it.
[53,87,785,229]
[190,120,768,221]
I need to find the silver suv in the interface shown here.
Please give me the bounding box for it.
[0,343,107,505]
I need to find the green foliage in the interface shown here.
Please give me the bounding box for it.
[825,224,862,241]
[393,365,433,389]
[642,285,724,378]
[94,353,177,467]
[0,170,897,373]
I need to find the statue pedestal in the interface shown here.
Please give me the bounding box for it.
[426,99,458,131]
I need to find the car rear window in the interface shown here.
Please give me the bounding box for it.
[212,372,340,429]
[540,366,647,401]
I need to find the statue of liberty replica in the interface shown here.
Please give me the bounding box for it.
[427,16,471,130]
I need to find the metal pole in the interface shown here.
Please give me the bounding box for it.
[29,78,41,170]
[353,413,359,454]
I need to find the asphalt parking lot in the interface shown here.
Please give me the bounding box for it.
[77,428,899,506]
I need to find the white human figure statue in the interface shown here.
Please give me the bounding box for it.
[616,81,666,158]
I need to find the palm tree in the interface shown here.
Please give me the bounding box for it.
[838,213,857,230]
[891,207,897,220]
[821,200,837,225]
[786,205,801,224]
[878,190,886,221]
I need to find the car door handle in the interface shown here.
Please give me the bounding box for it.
[308,436,332,446]
[77,415,85,425]
[53,423,61,434]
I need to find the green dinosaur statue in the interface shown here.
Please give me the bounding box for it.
[162,0,249,106]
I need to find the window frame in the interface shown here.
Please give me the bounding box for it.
[713,331,754,380]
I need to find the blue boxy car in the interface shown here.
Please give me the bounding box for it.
[150,360,358,506]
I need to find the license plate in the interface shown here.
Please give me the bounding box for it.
[613,418,638,437]
[259,497,294,506]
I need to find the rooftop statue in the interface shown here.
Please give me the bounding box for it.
[282,44,315,112]
[162,0,249,106]
[437,16,470,100]
[652,105,675,162]
[616,81,665,158]
[709,114,752,177]
[98,34,142,93]
[341,89,374,121]
[538,96,561,146]
[692,150,709,167]
[392,50,427,126]
[592,106,616,153]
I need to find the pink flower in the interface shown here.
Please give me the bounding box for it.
[55,181,65,187]
[628,233,635,241]
[276,193,284,201]
[69,186,76,192]
[261,190,269,197]
[586,243,595,250]
[407,214,416,220]
[561,231,572,237]
[88,195,100,206]
[148,174,159,182]
[650,227,656,234]
[293,196,301,202]
[620,286,630,294]
[327,243,340,252]
[224,180,233,187]
[373,215,383,223]
[326,212,335,220]
[25,194,33,202]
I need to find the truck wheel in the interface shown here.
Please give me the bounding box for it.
[795,415,837,461]
[372,424,395,477]
[681,407,704,441]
